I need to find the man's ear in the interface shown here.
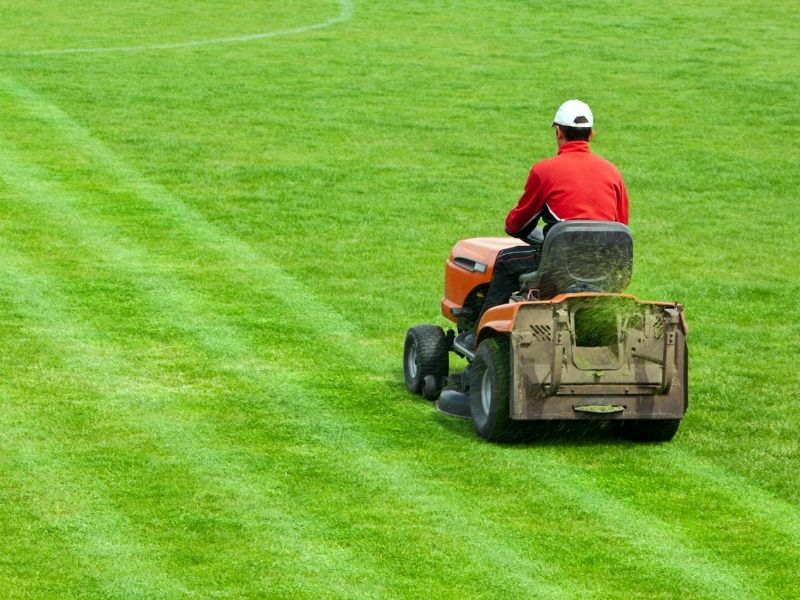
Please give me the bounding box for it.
[588,130,594,141]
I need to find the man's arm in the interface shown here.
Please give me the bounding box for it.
[505,168,546,240]
[616,176,629,225]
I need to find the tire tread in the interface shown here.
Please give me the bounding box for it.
[403,325,449,397]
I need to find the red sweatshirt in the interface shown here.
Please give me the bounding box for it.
[505,141,629,238]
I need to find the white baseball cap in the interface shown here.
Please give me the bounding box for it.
[553,99,593,128]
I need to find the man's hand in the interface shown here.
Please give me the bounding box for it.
[523,227,545,247]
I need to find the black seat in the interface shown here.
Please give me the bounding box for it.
[518,220,633,299]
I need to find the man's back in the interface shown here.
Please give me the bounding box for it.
[533,141,627,220]
[506,140,628,238]
[504,99,628,240]
[474,99,630,327]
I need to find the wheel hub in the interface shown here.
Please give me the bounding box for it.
[481,370,492,415]
[407,343,418,379]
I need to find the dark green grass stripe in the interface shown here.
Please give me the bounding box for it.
[0,169,584,596]
[0,132,764,600]
[662,446,800,544]
[0,242,580,600]
[0,401,115,598]
[0,410,192,599]
[0,284,189,597]
[0,244,400,599]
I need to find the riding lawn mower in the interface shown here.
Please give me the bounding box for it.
[403,221,688,442]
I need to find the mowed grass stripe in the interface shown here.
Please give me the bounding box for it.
[663,446,800,545]
[0,82,776,587]
[0,149,581,598]
[0,337,148,597]
[0,243,404,598]
[0,408,190,599]
[0,72,367,353]
[0,258,189,597]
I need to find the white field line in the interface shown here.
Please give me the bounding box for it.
[0,77,773,599]
[9,0,353,55]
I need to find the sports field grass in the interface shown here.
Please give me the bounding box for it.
[0,1,798,598]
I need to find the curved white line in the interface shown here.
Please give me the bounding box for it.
[10,0,353,56]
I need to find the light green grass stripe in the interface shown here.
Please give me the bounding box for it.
[0,242,395,599]
[0,71,371,352]
[510,449,761,600]
[0,153,580,599]
[0,75,773,598]
[660,446,800,545]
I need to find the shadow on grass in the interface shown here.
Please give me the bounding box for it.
[433,411,635,447]
[398,380,647,448]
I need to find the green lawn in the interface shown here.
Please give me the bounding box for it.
[0,0,798,598]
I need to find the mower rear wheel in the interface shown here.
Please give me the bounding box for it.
[403,325,449,398]
[469,335,529,442]
[618,340,687,442]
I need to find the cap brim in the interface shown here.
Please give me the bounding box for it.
[553,120,593,128]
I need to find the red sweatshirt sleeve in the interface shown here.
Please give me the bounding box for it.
[616,176,629,225]
[505,168,546,236]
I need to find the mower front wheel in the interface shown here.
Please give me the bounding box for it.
[403,325,449,399]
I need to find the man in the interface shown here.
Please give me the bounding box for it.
[479,99,629,321]
[505,99,628,239]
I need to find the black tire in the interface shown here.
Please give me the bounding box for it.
[403,325,449,398]
[618,419,681,442]
[469,336,529,442]
[682,339,689,412]
[422,375,440,401]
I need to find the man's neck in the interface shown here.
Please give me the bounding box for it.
[557,140,590,154]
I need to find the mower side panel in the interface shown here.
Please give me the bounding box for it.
[441,237,521,322]
[509,296,687,421]
[475,303,517,345]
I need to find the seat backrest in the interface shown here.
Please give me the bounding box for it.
[519,220,633,299]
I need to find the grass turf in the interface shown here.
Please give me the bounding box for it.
[0,0,798,598]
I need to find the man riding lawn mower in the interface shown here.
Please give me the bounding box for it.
[403,100,688,443]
